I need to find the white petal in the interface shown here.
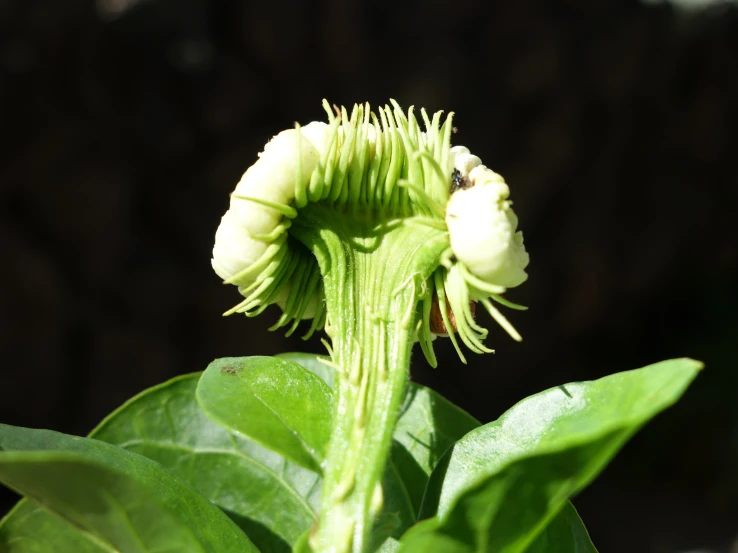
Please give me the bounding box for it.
[449,145,483,177]
[469,165,505,186]
[455,152,483,175]
[448,145,469,173]
[300,121,331,156]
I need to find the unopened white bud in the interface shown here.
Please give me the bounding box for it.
[445,166,529,289]
[212,126,325,285]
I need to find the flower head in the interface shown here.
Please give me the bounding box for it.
[212,100,529,363]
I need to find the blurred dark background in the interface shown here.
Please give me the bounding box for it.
[1,0,737,551]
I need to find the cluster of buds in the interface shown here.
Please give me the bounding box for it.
[212,101,529,363]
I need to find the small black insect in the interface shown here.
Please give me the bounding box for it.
[450,168,472,194]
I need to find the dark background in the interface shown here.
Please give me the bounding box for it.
[1,0,737,551]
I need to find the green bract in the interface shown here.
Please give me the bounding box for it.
[211,100,529,362]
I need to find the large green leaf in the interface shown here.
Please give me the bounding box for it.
[0,425,257,553]
[196,357,333,474]
[1,373,320,553]
[93,373,320,552]
[401,358,701,553]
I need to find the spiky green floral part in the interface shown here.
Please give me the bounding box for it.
[212,100,529,364]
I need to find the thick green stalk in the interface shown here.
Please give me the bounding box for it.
[291,205,447,553]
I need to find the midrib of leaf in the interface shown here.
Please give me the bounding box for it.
[98,488,151,553]
[4,487,122,553]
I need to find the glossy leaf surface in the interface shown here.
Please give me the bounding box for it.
[1,373,320,553]
[400,358,700,553]
[0,425,256,553]
[197,357,333,474]
[93,373,320,552]
[276,352,335,389]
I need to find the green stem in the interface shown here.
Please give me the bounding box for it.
[290,205,447,553]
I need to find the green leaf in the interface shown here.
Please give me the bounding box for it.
[525,502,598,553]
[0,425,257,553]
[196,357,333,474]
[276,352,335,389]
[0,500,111,553]
[393,501,597,553]
[1,373,320,553]
[92,372,320,552]
[402,358,701,553]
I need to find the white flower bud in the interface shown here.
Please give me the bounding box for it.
[213,126,326,284]
[211,101,529,356]
[445,166,529,289]
[211,209,269,284]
